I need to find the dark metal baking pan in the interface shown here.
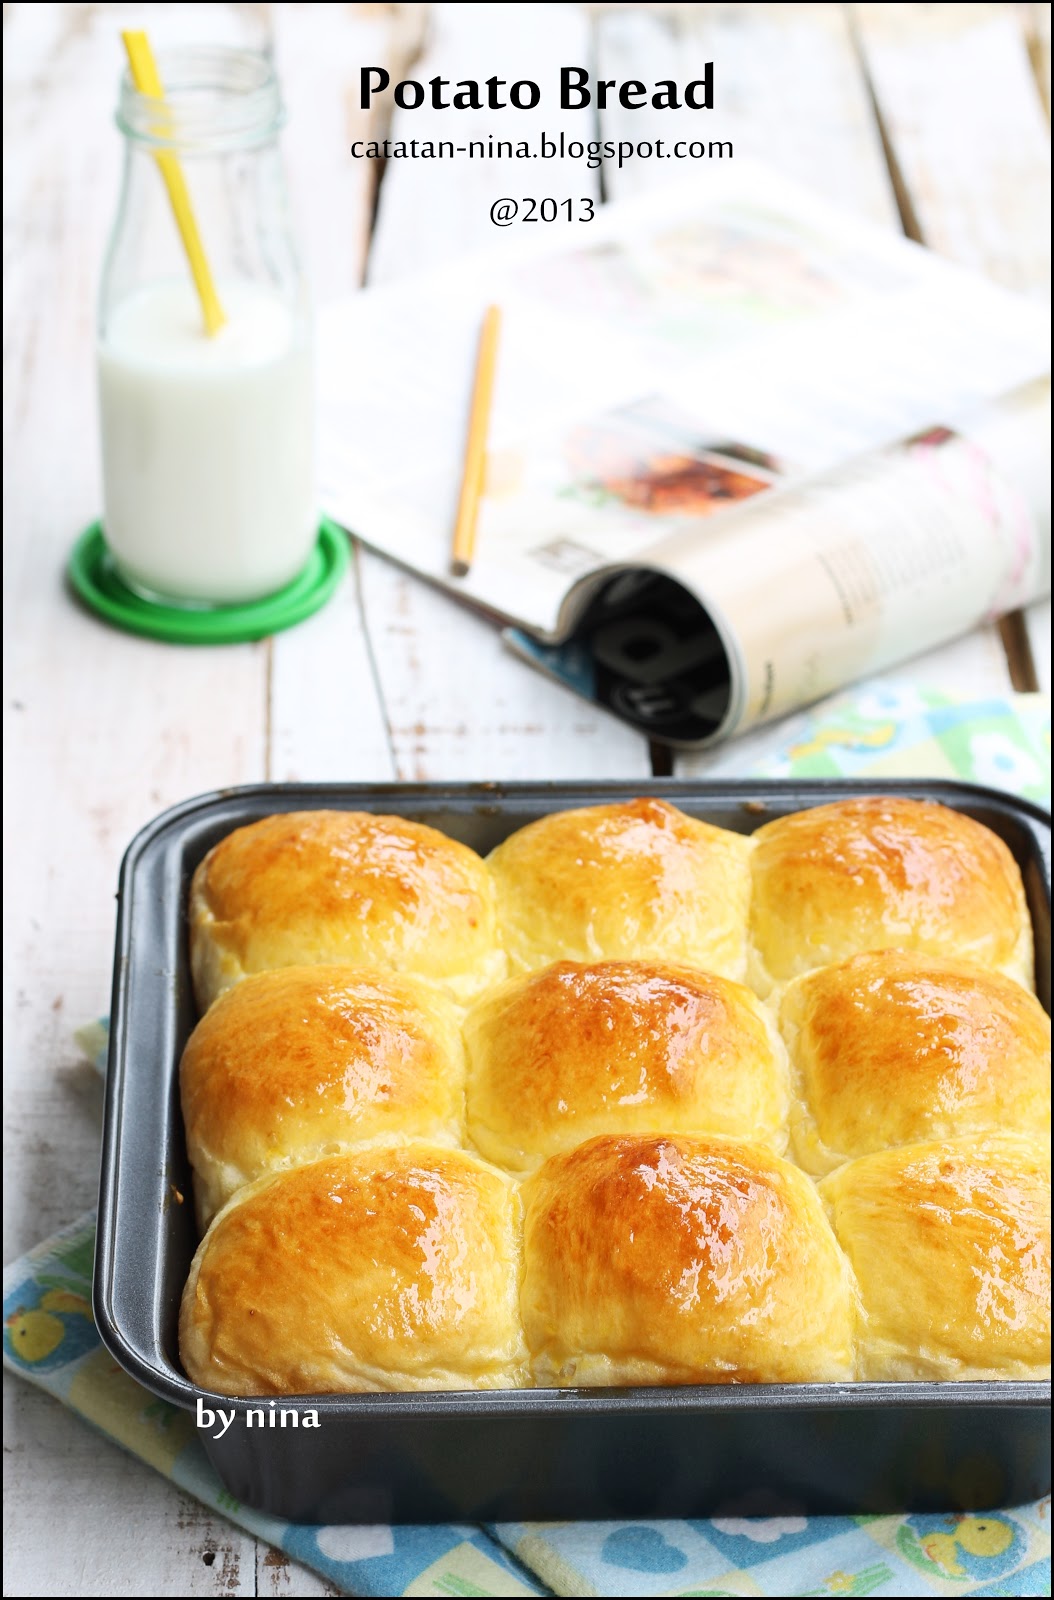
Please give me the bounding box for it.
[93,779,1052,1523]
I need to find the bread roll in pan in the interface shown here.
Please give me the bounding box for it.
[94,779,1051,1523]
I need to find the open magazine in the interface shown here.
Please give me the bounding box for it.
[318,162,1050,748]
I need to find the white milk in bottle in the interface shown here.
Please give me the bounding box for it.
[98,46,315,605]
[99,279,314,603]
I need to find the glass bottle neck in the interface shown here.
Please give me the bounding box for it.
[117,45,284,156]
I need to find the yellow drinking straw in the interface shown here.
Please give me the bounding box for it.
[121,30,226,335]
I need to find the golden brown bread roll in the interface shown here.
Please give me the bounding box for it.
[189,809,504,1010]
[781,951,1051,1175]
[180,965,468,1226]
[821,1136,1050,1381]
[749,797,1033,994]
[487,798,752,979]
[521,1133,855,1386]
[179,1145,528,1394]
[465,959,788,1171]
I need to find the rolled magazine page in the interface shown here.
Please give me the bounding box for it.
[508,380,1050,748]
[318,163,1050,746]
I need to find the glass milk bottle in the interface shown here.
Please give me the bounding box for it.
[98,47,315,605]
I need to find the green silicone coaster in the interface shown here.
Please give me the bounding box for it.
[67,519,349,644]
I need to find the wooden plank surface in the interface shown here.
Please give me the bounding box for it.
[1,7,342,1594]
[266,3,402,786]
[855,0,1051,294]
[595,2,1021,779]
[595,1,900,222]
[854,0,1051,691]
[367,1,599,280]
[1027,0,1052,116]
[361,0,652,779]
[1023,0,1051,694]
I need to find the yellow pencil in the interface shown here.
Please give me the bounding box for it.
[450,304,502,577]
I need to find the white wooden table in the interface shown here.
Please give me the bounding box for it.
[3,4,1049,1593]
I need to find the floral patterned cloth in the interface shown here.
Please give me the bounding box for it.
[4,686,1050,1598]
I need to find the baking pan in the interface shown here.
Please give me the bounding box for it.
[93,779,1052,1523]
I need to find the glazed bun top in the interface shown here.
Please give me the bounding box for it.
[179,1144,528,1395]
[487,798,753,981]
[781,950,1050,1173]
[465,958,788,1170]
[189,808,504,1011]
[521,1132,856,1387]
[749,796,1032,992]
[180,964,468,1225]
[821,1135,1050,1381]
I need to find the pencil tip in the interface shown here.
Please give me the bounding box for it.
[450,559,470,578]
